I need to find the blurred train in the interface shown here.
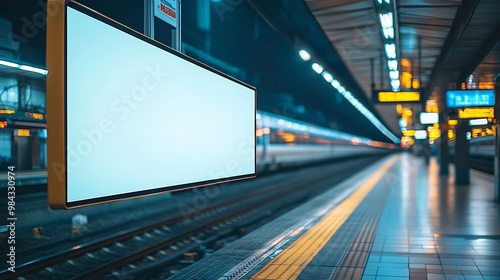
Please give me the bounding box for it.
[255,110,397,171]
[448,135,495,158]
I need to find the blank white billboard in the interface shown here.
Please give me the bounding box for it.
[47,1,256,209]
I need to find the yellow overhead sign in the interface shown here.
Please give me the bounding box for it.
[402,130,415,137]
[458,107,494,119]
[377,91,421,103]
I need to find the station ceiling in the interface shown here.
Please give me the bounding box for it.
[251,0,500,141]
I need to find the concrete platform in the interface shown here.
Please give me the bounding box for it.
[168,153,500,280]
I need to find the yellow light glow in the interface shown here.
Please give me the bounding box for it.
[401,58,410,68]
[396,104,403,115]
[33,113,44,120]
[448,130,454,140]
[402,108,413,117]
[17,129,30,137]
[478,81,494,89]
[425,99,439,113]
[412,79,420,89]
[401,72,412,88]
[0,109,15,114]
[448,119,458,126]
[458,107,494,119]
[378,91,420,102]
[428,131,440,141]
[403,130,415,137]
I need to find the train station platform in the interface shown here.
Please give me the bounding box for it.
[169,153,500,280]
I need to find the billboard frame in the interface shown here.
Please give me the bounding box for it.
[47,0,256,209]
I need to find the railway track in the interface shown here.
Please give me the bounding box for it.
[0,156,383,280]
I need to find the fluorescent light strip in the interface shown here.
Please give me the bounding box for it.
[0,59,48,75]
[306,55,399,142]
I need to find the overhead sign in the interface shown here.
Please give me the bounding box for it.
[420,112,439,124]
[414,130,427,140]
[469,119,488,126]
[46,1,256,209]
[374,91,421,103]
[458,107,494,119]
[402,129,415,137]
[446,89,495,108]
[154,0,177,28]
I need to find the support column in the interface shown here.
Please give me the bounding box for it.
[439,112,449,175]
[495,124,500,201]
[455,121,470,185]
[494,74,500,201]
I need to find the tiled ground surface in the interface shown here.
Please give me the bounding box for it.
[362,154,500,280]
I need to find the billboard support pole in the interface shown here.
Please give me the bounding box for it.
[144,0,155,39]
[172,0,181,51]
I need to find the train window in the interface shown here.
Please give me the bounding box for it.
[269,128,336,145]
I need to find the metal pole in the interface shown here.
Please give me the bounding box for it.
[171,0,181,51]
[371,58,375,92]
[439,111,449,175]
[144,0,155,39]
[495,123,500,201]
[418,36,421,87]
[494,74,500,201]
[380,48,384,89]
[455,120,470,185]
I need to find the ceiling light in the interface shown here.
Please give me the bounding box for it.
[389,70,399,79]
[379,13,393,29]
[0,59,48,75]
[312,63,323,74]
[0,60,20,68]
[322,72,333,82]
[385,44,396,59]
[391,79,400,88]
[382,27,394,39]
[388,60,397,70]
[299,50,311,61]
[331,79,340,89]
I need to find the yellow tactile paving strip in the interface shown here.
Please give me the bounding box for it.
[251,155,399,280]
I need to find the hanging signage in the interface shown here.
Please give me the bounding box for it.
[458,107,494,119]
[446,89,495,108]
[373,90,421,103]
[154,0,177,28]
[420,112,439,124]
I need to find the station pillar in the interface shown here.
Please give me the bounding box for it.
[494,74,500,201]
[454,120,470,185]
[439,112,449,175]
[495,123,500,201]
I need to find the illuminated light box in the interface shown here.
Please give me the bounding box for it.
[445,89,495,108]
[402,130,415,137]
[374,90,420,103]
[414,130,427,140]
[420,112,439,124]
[458,107,494,119]
[47,0,256,209]
[469,119,488,126]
